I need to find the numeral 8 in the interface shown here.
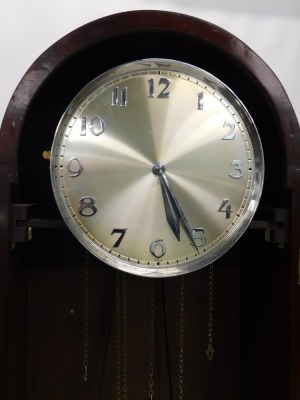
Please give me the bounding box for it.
[78,197,97,217]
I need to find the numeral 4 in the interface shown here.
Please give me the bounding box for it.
[218,199,233,219]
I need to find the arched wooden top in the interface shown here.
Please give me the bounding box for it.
[0,10,299,187]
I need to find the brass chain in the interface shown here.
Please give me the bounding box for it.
[179,275,184,400]
[115,272,128,399]
[116,272,121,400]
[83,251,89,382]
[148,280,155,400]
[122,273,128,400]
[206,263,215,361]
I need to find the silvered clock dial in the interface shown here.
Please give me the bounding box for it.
[50,59,264,277]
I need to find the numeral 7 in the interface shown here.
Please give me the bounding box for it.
[111,228,127,248]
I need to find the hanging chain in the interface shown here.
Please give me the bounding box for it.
[116,272,128,399]
[122,273,128,400]
[179,275,184,400]
[116,272,121,400]
[148,280,155,400]
[83,251,89,382]
[206,263,215,361]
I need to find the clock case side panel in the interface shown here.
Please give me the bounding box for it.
[1,10,299,400]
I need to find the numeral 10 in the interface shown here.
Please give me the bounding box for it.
[81,116,105,136]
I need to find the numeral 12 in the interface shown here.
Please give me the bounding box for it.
[148,78,171,98]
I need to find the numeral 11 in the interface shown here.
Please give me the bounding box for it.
[112,87,128,107]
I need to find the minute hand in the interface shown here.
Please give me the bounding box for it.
[153,163,199,252]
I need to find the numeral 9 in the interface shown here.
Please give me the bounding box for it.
[67,157,83,177]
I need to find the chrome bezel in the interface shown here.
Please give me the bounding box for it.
[51,58,264,277]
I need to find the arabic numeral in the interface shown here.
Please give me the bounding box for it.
[111,228,127,248]
[192,228,206,247]
[111,87,128,107]
[222,121,235,140]
[218,199,233,219]
[81,116,106,136]
[148,78,155,98]
[150,239,167,258]
[197,92,203,110]
[229,160,244,179]
[66,157,83,177]
[148,78,171,98]
[78,197,97,217]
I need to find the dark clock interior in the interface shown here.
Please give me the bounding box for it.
[18,30,284,215]
[1,11,299,400]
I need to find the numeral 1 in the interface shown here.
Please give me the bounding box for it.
[197,92,203,110]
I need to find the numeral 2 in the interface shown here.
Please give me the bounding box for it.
[222,121,235,140]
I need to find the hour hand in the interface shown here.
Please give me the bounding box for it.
[152,162,199,252]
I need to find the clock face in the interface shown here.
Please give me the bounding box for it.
[50,59,264,277]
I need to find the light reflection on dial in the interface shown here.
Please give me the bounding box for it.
[50,59,264,277]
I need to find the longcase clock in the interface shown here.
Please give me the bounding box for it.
[0,10,300,400]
